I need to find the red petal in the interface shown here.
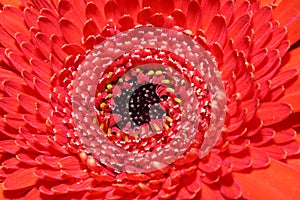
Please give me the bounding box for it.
[260,145,287,160]
[58,156,82,170]
[250,48,268,67]
[38,169,64,180]
[227,139,250,154]
[118,0,140,17]
[282,43,300,71]
[62,43,85,55]
[279,48,300,112]
[235,69,253,100]
[19,40,45,61]
[186,0,201,31]
[280,141,300,156]
[273,128,297,144]
[267,26,287,50]
[185,170,202,194]
[0,140,20,154]
[0,98,20,113]
[206,15,227,46]
[38,17,61,38]
[23,114,47,133]
[219,175,242,199]
[105,0,120,21]
[220,0,233,24]
[198,151,222,173]
[249,146,270,169]
[23,7,39,28]
[273,0,300,44]
[58,0,85,28]
[252,22,272,50]
[0,0,22,7]
[6,51,32,72]
[137,7,152,25]
[286,157,300,172]
[35,155,61,169]
[39,185,54,195]
[201,183,224,200]
[228,14,250,44]
[270,69,298,90]
[149,13,164,27]
[59,18,82,45]
[0,9,29,37]
[250,128,275,146]
[119,15,134,30]
[2,157,20,169]
[252,6,272,31]
[62,169,89,179]
[83,19,100,39]
[178,186,195,199]
[68,178,93,191]
[18,94,38,114]
[225,154,252,171]
[256,102,292,126]
[234,159,300,199]
[232,0,250,21]
[157,0,174,14]
[24,188,41,200]
[3,168,38,190]
[16,153,37,165]
[200,0,220,30]
[85,2,105,30]
[35,33,52,59]
[280,79,300,112]
[258,0,274,7]
[51,184,69,194]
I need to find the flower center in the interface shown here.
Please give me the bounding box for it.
[119,83,167,128]
[71,27,226,173]
[92,48,211,156]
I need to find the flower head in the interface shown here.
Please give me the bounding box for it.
[0,0,300,199]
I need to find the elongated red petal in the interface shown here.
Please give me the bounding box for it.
[256,102,292,126]
[206,15,227,46]
[3,168,38,190]
[234,159,300,199]
[273,0,300,44]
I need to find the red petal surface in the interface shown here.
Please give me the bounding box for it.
[279,48,300,112]
[249,146,270,169]
[234,159,300,199]
[59,18,82,45]
[24,187,42,200]
[200,0,220,30]
[206,15,227,47]
[58,156,82,170]
[105,0,120,21]
[186,0,201,31]
[270,69,298,90]
[273,128,297,144]
[252,6,272,31]
[2,157,20,169]
[0,0,22,7]
[256,102,292,126]
[85,2,105,30]
[3,168,38,190]
[273,0,300,44]
[0,140,20,154]
[201,183,224,200]
[219,175,242,199]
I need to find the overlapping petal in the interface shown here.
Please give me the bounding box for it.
[0,0,299,199]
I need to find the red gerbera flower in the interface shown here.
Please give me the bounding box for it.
[0,0,300,199]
